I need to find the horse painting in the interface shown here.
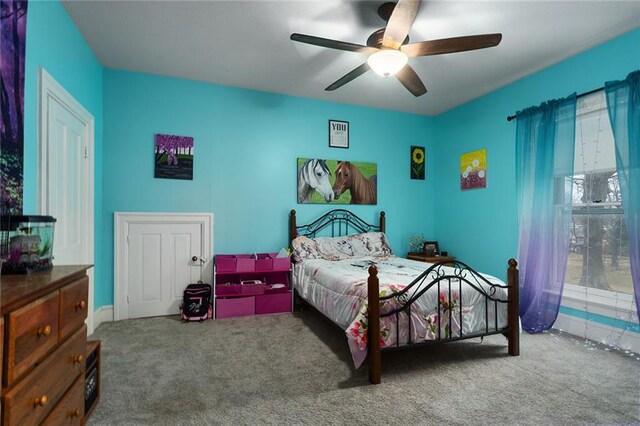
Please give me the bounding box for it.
[297,159,335,203]
[332,161,377,205]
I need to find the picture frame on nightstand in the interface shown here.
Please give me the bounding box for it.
[423,241,440,256]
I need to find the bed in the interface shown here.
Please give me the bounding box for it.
[289,209,520,384]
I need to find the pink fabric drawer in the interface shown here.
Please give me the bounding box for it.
[235,255,255,272]
[255,253,273,271]
[216,283,242,296]
[215,255,236,273]
[216,297,255,318]
[272,256,291,271]
[255,292,292,315]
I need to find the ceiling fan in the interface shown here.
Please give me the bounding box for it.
[290,0,502,97]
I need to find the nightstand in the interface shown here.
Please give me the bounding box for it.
[407,252,456,266]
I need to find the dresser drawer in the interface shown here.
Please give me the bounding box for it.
[59,276,89,339]
[3,325,86,426]
[42,375,84,425]
[5,291,60,386]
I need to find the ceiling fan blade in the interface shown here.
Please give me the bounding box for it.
[291,33,379,55]
[401,33,502,57]
[395,64,427,97]
[382,0,421,49]
[325,63,370,91]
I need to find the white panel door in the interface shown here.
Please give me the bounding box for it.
[40,69,95,333]
[127,222,202,319]
[44,98,88,264]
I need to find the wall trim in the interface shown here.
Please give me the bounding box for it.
[114,212,214,321]
[559,306,640,333]
[554,313,640,354]
[92,305,114,332]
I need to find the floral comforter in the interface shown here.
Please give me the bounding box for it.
[293,256,509,368]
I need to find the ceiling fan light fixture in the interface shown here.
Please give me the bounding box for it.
[367,49,408,77]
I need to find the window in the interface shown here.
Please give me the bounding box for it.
[566,92,633,298]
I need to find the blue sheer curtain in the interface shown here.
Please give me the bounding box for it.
[516,94,577,333]
[605,70,640,320]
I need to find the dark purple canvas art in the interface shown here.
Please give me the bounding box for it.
[154,134,194,180]
[0,0,28,215]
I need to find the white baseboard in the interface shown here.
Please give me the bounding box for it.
[93,305,114,332]
[554,313,640,354]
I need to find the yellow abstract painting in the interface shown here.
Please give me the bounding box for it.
[460,148,487,190]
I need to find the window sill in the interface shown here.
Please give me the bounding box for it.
[562,283,637,319]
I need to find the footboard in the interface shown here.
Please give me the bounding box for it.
[367,259,520,384]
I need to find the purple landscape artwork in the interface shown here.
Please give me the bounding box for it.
[0,0,28,214]
[154,134,194,180]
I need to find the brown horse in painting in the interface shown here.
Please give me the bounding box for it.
[332,161,377,204]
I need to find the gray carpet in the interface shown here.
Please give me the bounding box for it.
[88,310,640,425]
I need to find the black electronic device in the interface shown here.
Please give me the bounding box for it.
[85,340,101,421]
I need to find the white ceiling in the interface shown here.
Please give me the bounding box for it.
[62,1,640,116]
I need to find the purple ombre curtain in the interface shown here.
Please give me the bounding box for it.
[605,70,640,321]
[516,94,577,333]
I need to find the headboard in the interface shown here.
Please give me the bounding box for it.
[289,209,386,247]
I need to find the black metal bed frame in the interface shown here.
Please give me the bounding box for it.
[378,260,510,350]
[293,208,385,240]
[289,209,519,384]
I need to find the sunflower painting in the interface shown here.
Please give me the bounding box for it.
[460,148,487,190]
[410,146,425,180]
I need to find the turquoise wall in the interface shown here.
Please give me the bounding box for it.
[22,1,104,306]
[18,1,640,310]
[434,28,640,280]
[101,69,437,307]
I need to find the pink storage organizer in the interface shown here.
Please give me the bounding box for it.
[214,253,291,319]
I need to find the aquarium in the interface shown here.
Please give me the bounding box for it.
[0,216,56,274]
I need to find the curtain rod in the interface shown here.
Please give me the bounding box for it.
[506,87,603,122]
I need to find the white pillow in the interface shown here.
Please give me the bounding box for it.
[349,232,393,257]
[314,236,355,260]
[291,236,322,261]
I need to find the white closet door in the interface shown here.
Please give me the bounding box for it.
[127,222,202,318]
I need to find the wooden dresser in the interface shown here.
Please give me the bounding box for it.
[1,265,91,426]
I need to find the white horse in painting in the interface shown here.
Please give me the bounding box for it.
[297,159,335,203]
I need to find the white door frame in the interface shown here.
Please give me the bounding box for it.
[114,212,214,321]
[38,68,96,333]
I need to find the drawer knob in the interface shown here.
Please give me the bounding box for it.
[71,408,81,418]
[73,354,84,364]
[37,324,52,337]
[76,300,86,310]
[34,395,48,407]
